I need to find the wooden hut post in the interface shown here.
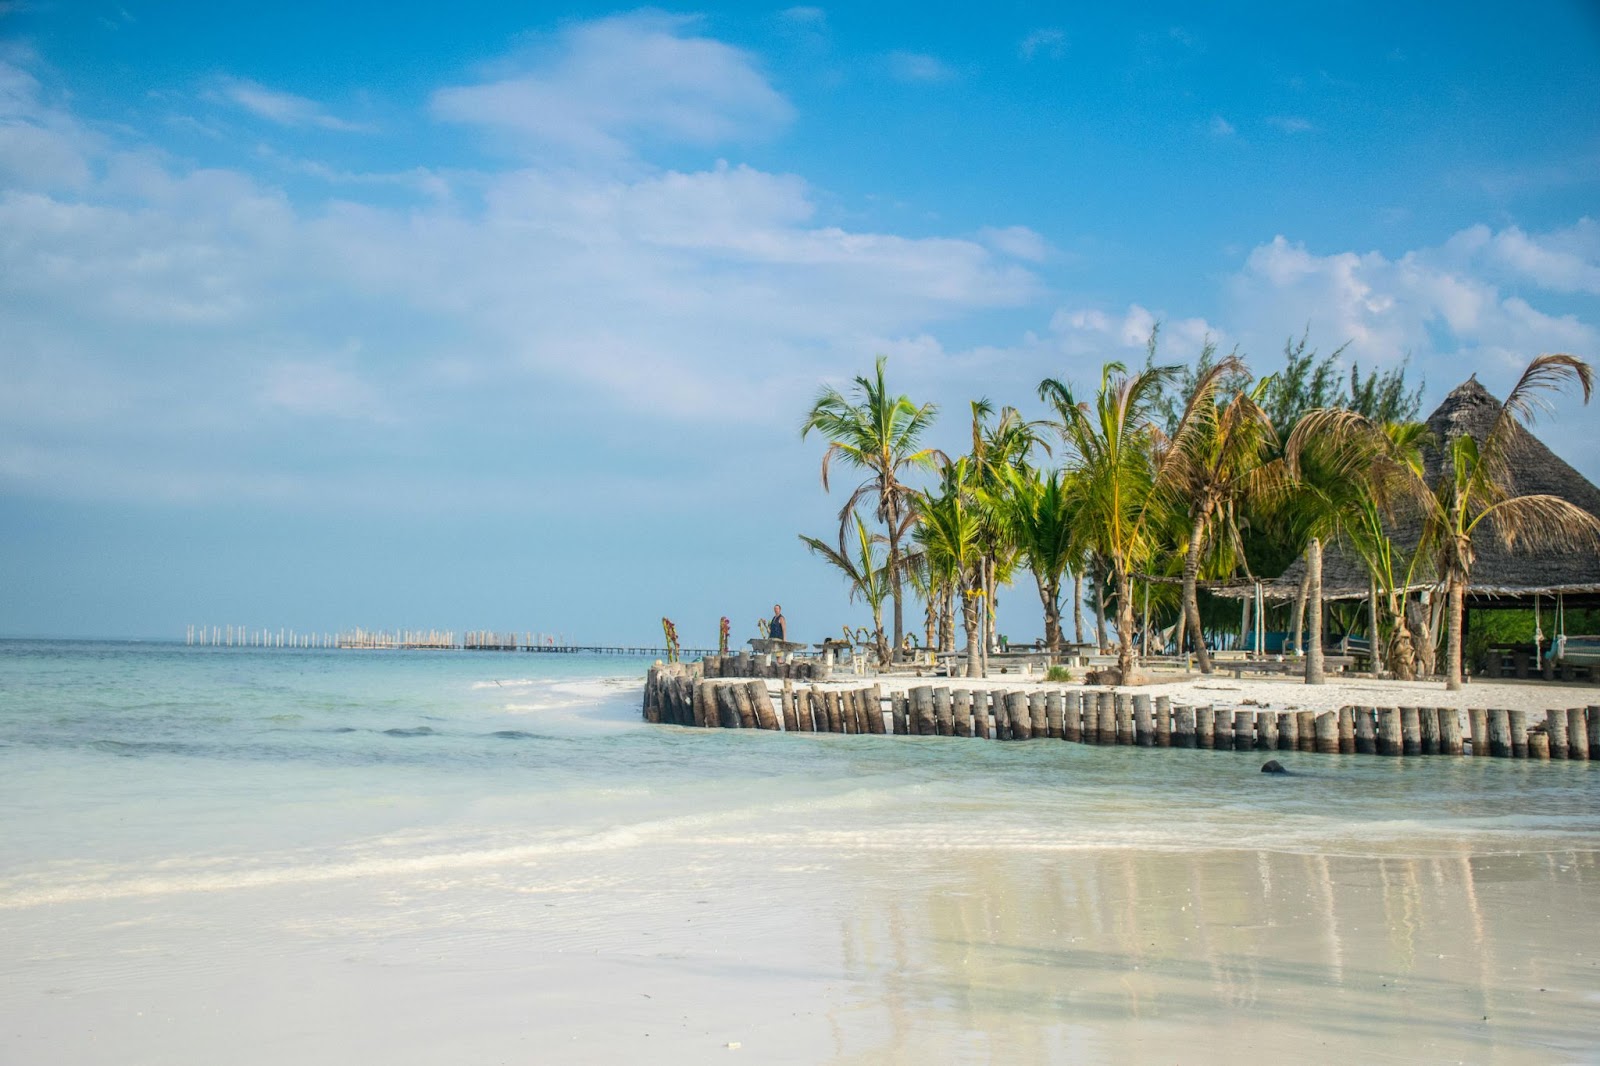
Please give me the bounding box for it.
[1134,695,1154,747]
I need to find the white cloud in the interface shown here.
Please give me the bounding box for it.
[886,51,955,83]
[977,225,1048,262]
[1266,115,1314,134]
[215,77,370,132]
[1209,115,1235,137]
[432,12,794,160]
[1019,29,1065,61]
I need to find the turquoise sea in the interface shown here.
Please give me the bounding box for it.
[2,640,1597,1063]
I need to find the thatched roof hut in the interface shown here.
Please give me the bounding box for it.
[1239,376,1600,605]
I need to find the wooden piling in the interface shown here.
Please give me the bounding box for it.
[1297,711,1317,754]
[1509,710,1529,758]
[1233,710,1255,752]
[1314,711,1339,755]
[1567,708,1589,761]
[1469,708,1489,756]
[1081,693,1099,745]
[694,679,717,728]
[1400,707,1421,756]
[910,686,935,736]
[1045,692,1064,739]
[714,684,740,728]
[1354,707,1375,755]
[1337,707,1355,754]
[1438,708,1463,756]
[1004,692,1030,740]
[1063,691,1082,743]
[780,681,798,732]
[1030,692,1049,738]
[1546,709,1568,760]
[1172,706,1194,748]
[1588,706,1600,757]
[868,684,887,734]
[793,687,814,732]
[1115,694,1135,746]
[731,683,758,729]
[976,691,995,739]
[1278,711,1298,752]
[1097,692,1117,746]
[1155,695,1172,748]
[934,688,954,736]
[1135,695,1155,747]
[1257,710,1278,751]
[949,689,970,738]
[1196,706,1216,750]
[1487,709,1511,757]
[1417,706,1438,755]
[1377,708,1402,756]
[1528,730,1551,760]
[888,691,906,735]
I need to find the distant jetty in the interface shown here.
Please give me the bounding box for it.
[185,624,710,656]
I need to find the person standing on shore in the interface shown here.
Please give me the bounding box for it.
[768,605,786,641]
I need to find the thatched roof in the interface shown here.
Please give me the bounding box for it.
[1233,376,1600,601]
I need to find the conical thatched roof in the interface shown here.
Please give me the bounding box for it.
[1242,375,1600,601]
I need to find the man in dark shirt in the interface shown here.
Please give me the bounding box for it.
[768,605,786,641]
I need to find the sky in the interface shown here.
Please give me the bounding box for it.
[2,2,1599,644]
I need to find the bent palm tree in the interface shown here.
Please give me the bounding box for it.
[799,512,892,665]
[801,357,943,656]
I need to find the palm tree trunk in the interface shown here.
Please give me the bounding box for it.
[1289,567,1310,657]
[962,589,981,678]
[1446,575,1465,691]
[1114,561,1138,683]
[1037,574,1062,659]
[1182,519,1212,673]
[923,593,937,660]
[1094,562,1108,652]
[887,535,904,659]
[1410,595,1437,677]
[1174,610,1187,662]
[1072,569,1085,645]
[941,586,956,652]
[1306,538,1325,685]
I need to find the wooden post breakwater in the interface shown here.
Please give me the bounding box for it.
[643,661,1600,763]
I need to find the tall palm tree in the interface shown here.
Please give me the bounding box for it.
[801,357,943,655]
[914,459,986,677]
[1159,358,1273,673]
[1001,466,1079,660]
[1420,355,1599,690]
[1039,360,1222,683]
[799,512,893,665]
[965,400,1046,666]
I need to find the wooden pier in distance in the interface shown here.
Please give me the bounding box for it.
[186,624,709,657]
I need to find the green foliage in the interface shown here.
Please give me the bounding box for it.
[1044,664,1074,682]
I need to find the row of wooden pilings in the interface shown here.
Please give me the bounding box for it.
[645,663,1600,759]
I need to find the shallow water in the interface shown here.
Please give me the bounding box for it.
[2,641,1597,1063]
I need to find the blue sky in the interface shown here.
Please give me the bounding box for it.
[3,2,1599,642]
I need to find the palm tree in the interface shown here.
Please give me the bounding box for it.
[965,400,1046,667]
[914,459,986,677]
[801,357,943,656]
[1039,360,1224,683]
[1160,358,1273,673]
[799,512,892,665]
[1001,466,1079,659]
[1420,355,1600,689]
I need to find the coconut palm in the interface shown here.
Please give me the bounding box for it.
[1000,466,1079,659]
[1039,360,1226,683]
[799,512,892,665]
[801,357,943,656]
[1158,358,1273,673]
[914,459,987,677]
[1419,355,1599,690]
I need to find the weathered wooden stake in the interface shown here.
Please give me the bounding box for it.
[1155,695,1172,748]
[1115,694,1135,745]
[1081,693,1099,745]
[1354,707,1375,755]
[953,689,973,738]
[1487,709,1511,757]
[1135,695,1155,747]
[1257,710,1278,751]
[1377,708,1401,756]
[1233,710,1255,752]
[1297,711,1317,754]
[1509,709,1528,758]
[1196,706,1215,750]
[1528,730,1551,760]
[1064,691,1082,743]
[780,680,797,732]
[1418,706,1438,755]
[1567,708,1589,761]
[1314,711,1339,755]
[911,686,936,736]
[1469,708,1489,756]
[1545,709,1568,760]
[1399,706,1421,756]
[1029,692,1048,738]
[1338,707,1356,754]
[1045,692,1064,739]
[1439,708,1463,756]
[1279,711,1298,752]
[1174,706,1195,748]
[934,688,954,736]
[1007,692,1033,740]
[1097,691,1117,746]
[891,691,909,735]
[1588,706,1600,757]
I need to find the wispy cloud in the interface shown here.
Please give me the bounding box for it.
[1019,28,1065,61]
[1266,114,1314,134]
[215,77,370,132]
[432,12,793,160]
[886,50,955,83]
[1209,115,1235,137]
